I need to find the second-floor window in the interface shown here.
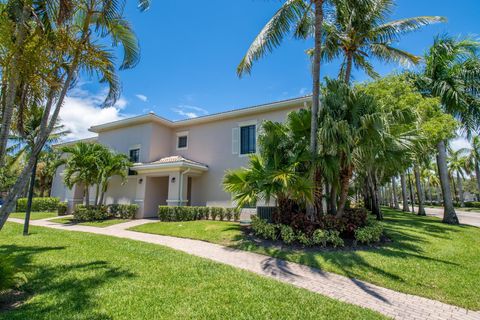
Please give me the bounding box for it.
[240,125,256,155]
[129,148,140,163]
[178,136,188,149]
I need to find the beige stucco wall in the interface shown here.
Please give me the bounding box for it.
[103,176,137,205]
[143,176,169,217]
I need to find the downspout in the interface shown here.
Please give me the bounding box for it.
[178,168,192,206]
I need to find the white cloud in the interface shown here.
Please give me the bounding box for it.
[58,87,130,141]
[135,94,148,102]
[172,105,208,119]
[299,87,308,96]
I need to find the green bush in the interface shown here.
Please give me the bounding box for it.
[108,204,138,219]
[464,201,480,208]
[279,224,295,244]
[73,205,111,221]
[296,231,313,247]
[233,209,240,221]
[225,208,234,221]
[355,220,384,244]
[326,230,344,248]
[57,202,68,216]
[157,206,231,222]
[312,229,328,247]
[16,197,60,212]
[251,216,278,240]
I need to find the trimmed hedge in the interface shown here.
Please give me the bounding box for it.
[73,204,138,221]
[57,202,68,216]
[16,197,60,212]
[158,206,239,222]
[464,201,480,208]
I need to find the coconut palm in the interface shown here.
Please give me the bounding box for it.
[421,160,441,205]
[322,0,444,84]
[415,36,480,224]
[466,136,480,199]
[237,0,329,216]
[447,148,470,207]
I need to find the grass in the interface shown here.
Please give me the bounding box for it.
[8,212,58,220]
[0,223,384,320]
[130,220,243,246]
[131,209,480,310]
[50,217,128,228]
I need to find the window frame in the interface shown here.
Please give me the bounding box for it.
[176,131,189,150]
[128,146,141,176]
[239,121,257,156]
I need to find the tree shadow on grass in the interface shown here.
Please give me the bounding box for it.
[230,209,465,302]
[0,245,135,320]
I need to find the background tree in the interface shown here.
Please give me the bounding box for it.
[415,36,480,224]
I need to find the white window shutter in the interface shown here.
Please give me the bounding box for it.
[232,127,239,155]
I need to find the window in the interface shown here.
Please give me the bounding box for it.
[128,148,140,176]
[240,125,256,155]
[129,148,140,162]
[178,136,188,149]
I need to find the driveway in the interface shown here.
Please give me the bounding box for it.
[418,206,480,227]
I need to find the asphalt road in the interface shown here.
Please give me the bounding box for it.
[415,206,480,227]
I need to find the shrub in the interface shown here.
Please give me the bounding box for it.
[109,204,138,219]
[355,219,384,244]
[280,224,295,244]
[16,197,60,212]
[296,231,312,247]
[464,201,480,208]
[233,209,240,221]
[312,229,328,247]
[57,202,68,216]
[74,205,111,221]
[225,208,234,221]
[251,216,278,240]
[157,206,230,221]
[326,230,344,248]
[218,208,226,221]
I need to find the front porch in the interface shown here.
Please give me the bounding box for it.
[132,156,208,218]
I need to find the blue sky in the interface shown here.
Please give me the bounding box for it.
[61,0,480,140]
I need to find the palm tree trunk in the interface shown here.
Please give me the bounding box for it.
[392,176,400,209]
[0,5,29,167]
[408,171,415,213]
[23,157,38,236]
[475,160,480,200]
[436,140,458,224]
[329,183,337,215]
[85,184,90,207]
[400,172,409,211]
[94,183,100,207]
[308,0,324,220]
[345,53,353,84]
[457,172,465,207]
[414,164,426,216]
[336,163,353,217]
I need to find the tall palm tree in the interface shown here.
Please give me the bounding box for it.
[447,148,470,207]
[467,136,480,200]
[8,105,68,235]
[237,0,326,216]
[322,0,445,84]
[416,36,480,224]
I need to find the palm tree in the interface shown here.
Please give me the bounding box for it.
[421,160,441,205]
[447,148,470,207]
[322,0,445,84]
[8,105,68,235]
[96,150,131,206]
[466,136,480,200]
[224,110,313,222]
[416,36,480,224]
[237,0,326,216]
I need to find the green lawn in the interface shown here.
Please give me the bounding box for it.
[50,217,129,228]
[131,209,480,310]
[0,223,383,320]
[8,212,58,220]
[130,220,243,246]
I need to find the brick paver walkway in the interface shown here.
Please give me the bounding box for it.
[8,217,480,320]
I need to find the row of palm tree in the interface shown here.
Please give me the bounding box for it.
[235,0,480,224]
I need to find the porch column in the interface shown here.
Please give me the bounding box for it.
[134,175,147,218]
[166,171,188,206]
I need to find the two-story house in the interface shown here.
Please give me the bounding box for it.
[51,96,309,218]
